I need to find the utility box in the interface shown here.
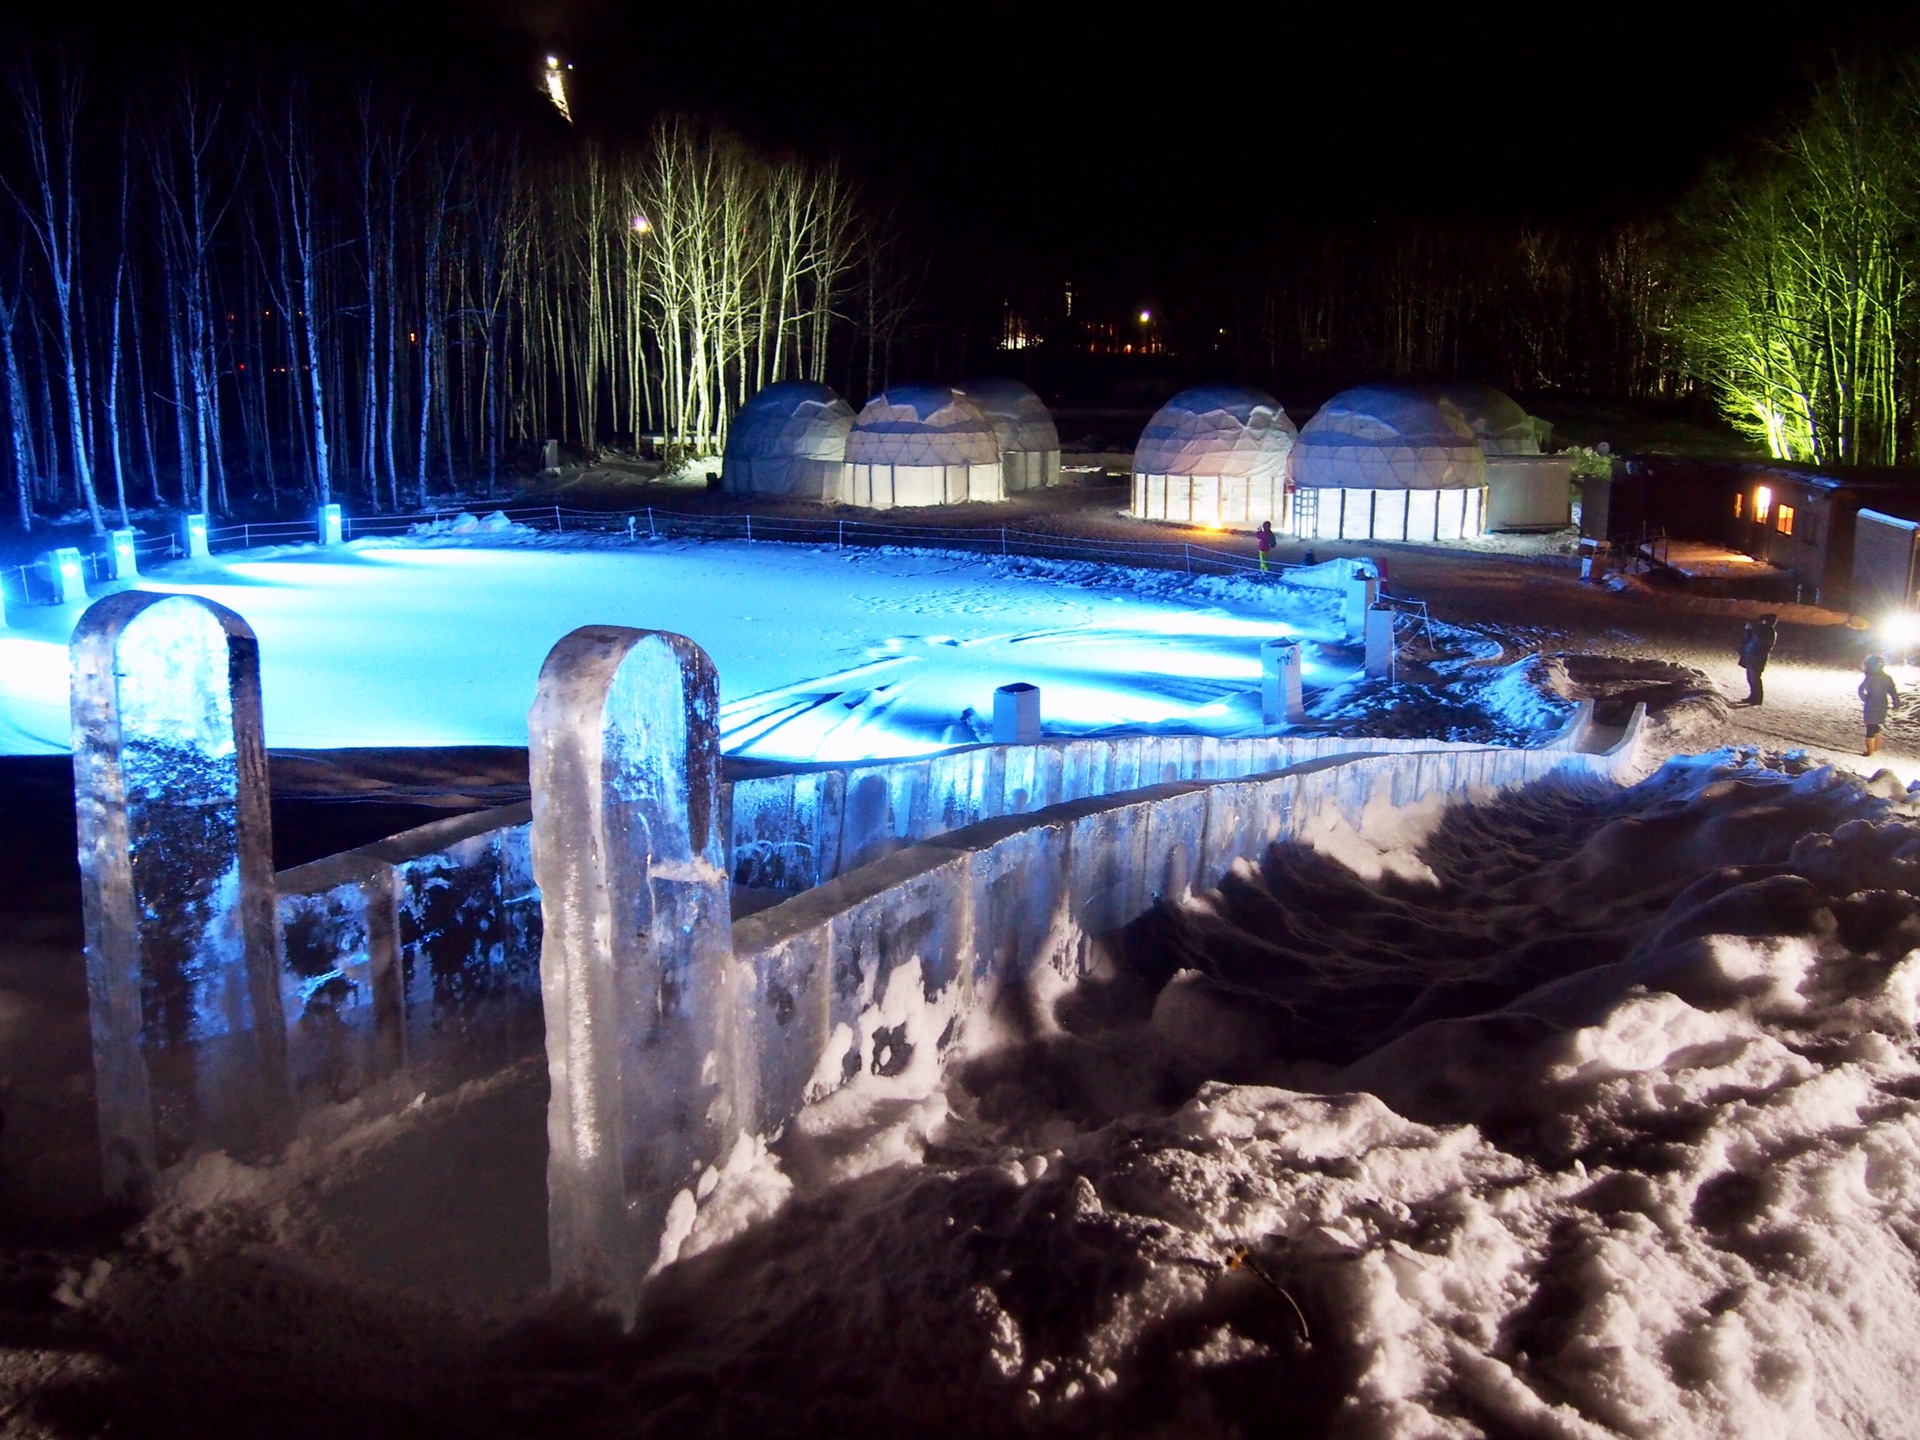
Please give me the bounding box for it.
[1365,605,1395,678]
[1260,638,1306,725]
[992,682,1042,745]
[318,503,343,546]
[1345,569,1379,639]
[49,547,87,605]
[541,439,562,471]
[184,513,210,558]
[105,528,139,580]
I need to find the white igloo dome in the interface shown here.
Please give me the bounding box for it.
[1130,384,1296,527]
[1291,385,1491,541]
[957,377,1061,492]
[843,385,1005,507]
[722,380,855,499]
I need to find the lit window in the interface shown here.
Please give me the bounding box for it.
[1733,493,1743,519]
[1754,485,1772,523]
[1776,503,1795,536]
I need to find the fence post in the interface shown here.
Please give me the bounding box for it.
[555,504,563,533]
[1184,543,1192,575]
[838,519,844,548]
[69,591,292,1208]
[746,515,752,544]
[1000,527,1007,556]
[647,507,656,538]
[626,515,636,541]
[530,625,737,1326]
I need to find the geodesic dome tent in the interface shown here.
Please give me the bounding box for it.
[843,385,1005,508]
[1437,384,1571,531]
[958,377,1061,492]
[1290,385,1490,541]
[1130,385,1296,526]
[1437,384,1541,456]
[722,380,855,500]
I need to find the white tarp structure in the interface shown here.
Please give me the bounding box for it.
[722,380,855,501]
[844,386,1005,508]
[958,377,1061,491]
[1290,385,1491,541]
[1130,384,1296,526]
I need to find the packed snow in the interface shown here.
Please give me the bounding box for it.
[0,533,1551,762]
[25,751,1920,1439]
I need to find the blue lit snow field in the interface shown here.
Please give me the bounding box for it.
[0,538,1352,762]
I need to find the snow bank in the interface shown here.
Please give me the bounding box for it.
[619,756,1920,1435]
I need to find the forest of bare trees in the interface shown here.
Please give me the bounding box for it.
[13,38,1920,537]
[0,52,907,532]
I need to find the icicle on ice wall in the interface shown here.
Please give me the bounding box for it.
[69,591,291,1209]
[529,626,739,1325]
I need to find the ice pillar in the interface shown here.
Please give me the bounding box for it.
[993,682,1042,744]
[70,591,290,1209]
[1260,639,1306,725]
[530,625,738,1323]
[1344,568,1379,639]
[1365,605,1396,679]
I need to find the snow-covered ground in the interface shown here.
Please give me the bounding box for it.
[0,531,1540,762]
[18,752,1920,1438]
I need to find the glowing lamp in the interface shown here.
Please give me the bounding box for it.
[1138,310,1151,323]
[50,546,87,604]
[631,214,651,234]
[107,528,139,580]
[1881,611,1920,648]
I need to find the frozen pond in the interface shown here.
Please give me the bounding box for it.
[0,534,1367,762]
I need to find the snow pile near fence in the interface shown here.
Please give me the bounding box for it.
[613,756,1920,1436]
[406,510,535,541]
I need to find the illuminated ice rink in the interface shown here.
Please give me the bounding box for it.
[0,537,1362,762]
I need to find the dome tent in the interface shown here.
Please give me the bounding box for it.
[1437,384,1541,456]
[958,376,1061,491]
[722,380,855,500]
[1130,384,1296,526]
[1436,383,1571,531]
[1290,385,1489,542]
[843,385,1005,508]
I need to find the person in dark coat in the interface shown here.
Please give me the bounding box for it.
[1737,613,1778,705]
[1256,520,1276,572]
[1861,654,1899,757]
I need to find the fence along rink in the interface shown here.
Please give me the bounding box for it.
[67,590,1646,1320]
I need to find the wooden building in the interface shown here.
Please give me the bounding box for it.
[1606,457,1920,612]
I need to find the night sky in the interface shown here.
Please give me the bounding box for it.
[32,0,1920,298]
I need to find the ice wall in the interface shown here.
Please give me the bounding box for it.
[69,591,290,1208]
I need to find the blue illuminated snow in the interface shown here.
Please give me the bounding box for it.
[4,537,1375,763]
